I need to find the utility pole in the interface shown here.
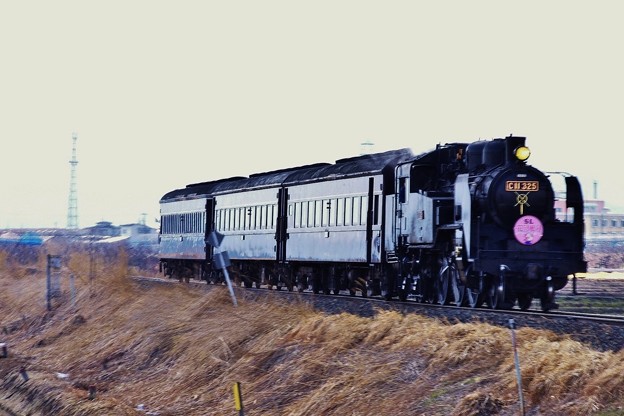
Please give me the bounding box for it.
[67,133,79,229]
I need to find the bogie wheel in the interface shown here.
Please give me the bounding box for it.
[540,280,557,312]
[312,278,321,294]
[361,279,370,298]
[398,275,411,302]
[517,293,533,311]
[487,272,514,310]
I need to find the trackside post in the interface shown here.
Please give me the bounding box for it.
[207,231,238,307]
[233,381,244,415]
[46,255,62,311]
[509,319,525,416]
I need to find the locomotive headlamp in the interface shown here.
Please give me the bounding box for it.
[514,146,531,161]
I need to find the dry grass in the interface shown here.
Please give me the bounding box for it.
[1,244,624,415]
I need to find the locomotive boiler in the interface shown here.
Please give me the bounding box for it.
[159,135,586,311]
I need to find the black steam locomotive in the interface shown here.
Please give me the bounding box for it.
[159,135,586,311]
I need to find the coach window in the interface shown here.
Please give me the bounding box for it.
[301,201,308,228]
[337,198,344,226]
[353,197,361,225]
[307,200,314,227]
[361,196,368,225]
[345,197,353,226]
[270,204,276,229]
[293,203,298,228]
[260,205,265,229]
[314,200,321,227]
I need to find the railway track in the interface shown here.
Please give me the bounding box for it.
[133,275,624,351]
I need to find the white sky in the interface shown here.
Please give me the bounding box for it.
[1,1,622,229]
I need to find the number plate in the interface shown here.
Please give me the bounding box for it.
[505,181,539,192]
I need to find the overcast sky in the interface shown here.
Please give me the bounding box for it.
[1,1,622,229]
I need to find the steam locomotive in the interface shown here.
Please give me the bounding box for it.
[159,135,586,311]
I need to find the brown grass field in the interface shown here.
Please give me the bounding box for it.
[1,244,624,415]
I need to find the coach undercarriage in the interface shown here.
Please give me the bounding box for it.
[161,253,564,312]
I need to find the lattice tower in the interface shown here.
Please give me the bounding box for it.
[67,133,79,229]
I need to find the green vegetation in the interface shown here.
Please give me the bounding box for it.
[558,297,624,314]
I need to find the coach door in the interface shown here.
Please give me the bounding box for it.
[205,198,215,264]
[275,188,289,263]
[366,177,375,263]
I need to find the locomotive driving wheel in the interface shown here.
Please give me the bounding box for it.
[465,268,484,308]
[487,274,503,309]
[466,287,483,308]
[437,256,465,306]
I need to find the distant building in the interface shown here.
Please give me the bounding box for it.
[83,221,121,237]
[583,200,624,240]
[119,223,158,246]
[81,221,158,246]
[555,198,624,241]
